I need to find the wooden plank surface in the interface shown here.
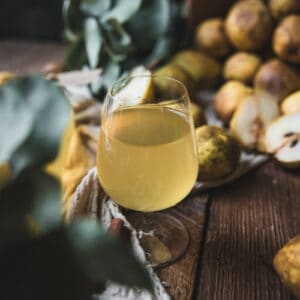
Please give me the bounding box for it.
[196,161,300,300]
[0,40,209,300]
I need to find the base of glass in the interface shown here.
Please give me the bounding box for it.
[126,212,189,268]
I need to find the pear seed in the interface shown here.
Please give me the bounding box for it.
[284,132,294,137]
[290,139,299,148]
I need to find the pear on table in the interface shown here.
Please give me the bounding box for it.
[195,125,241,181]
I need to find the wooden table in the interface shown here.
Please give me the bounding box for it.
[1,40,300,300]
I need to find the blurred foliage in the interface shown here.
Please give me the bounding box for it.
[63,0,186,97]
[0,76,152,300]
[0,76,70,178]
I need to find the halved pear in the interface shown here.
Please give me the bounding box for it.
[230,91,279,151]
[230,94,258,150]
[114,66,154,107]
[281,91,300,115]
[265,113,300,168]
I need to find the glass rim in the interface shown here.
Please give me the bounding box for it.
[108,74,189,103]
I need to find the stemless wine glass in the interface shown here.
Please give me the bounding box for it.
[97,75,198,267]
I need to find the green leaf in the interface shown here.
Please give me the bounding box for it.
[0,76,71,177]
[104,43,126,63]
[101,0,142,23]
[63,0,84,33]
[80,0,111,17]
[29,174,61,234]
[90,61,120,95]
[68,219,153,291]
[101,19,132,55]
[64,37,86,70]
[0,86,33,164]
[0,169,61,245]
[145,36,172,65]
[101,61,121,87]
[126,0,171,52]
[0,228,93,300]
[84,18,102,68]
[63,28,80,43]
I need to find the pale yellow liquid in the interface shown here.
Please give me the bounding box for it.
[97,105,198,212]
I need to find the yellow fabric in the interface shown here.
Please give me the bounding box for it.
[61,126,97,216]
[0,116,97,217]
[45,98,100,218]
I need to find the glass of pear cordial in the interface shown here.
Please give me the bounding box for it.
[97,73,199,267]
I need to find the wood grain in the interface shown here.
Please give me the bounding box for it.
[195,161,300,300]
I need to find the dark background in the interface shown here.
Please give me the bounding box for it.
[0,0,235,41]
[0,0,63,40]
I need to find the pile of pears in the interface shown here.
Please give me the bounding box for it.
[154,0,300,175]
[196,0,300,169]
